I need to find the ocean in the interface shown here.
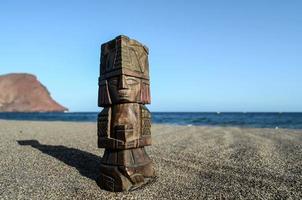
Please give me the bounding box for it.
[0,112,301,129]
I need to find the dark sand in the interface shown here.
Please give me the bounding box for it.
[0,120,301,199]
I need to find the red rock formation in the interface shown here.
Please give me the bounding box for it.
[0,73,68,112]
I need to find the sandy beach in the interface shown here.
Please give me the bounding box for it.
[0,120,301,199]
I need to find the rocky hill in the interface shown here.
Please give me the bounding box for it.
[0,73,68,112]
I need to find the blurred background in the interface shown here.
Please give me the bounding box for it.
[0,0,301,112]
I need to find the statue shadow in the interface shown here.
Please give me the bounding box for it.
[17,140,101,181]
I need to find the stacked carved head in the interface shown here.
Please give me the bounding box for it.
[98,35,151,106]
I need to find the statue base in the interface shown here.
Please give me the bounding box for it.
[97,148,155,192]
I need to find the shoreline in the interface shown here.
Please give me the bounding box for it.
[1,112,302,130]
[1,119,301,131]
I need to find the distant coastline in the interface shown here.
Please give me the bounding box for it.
[0,73,67,112]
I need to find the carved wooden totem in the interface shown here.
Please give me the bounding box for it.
[97,35,155,192]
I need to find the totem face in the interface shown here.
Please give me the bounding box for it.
[107,75,141,103]
[98,35,151,106]
[97,35,155,192]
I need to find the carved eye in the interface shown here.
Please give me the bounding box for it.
[126,78,139,85]
[109,78,118,86]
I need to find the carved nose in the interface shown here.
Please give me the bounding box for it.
[119,75,129,89]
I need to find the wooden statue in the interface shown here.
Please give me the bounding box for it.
[97,35,155,192]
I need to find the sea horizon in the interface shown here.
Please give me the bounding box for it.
[0,112,301,129]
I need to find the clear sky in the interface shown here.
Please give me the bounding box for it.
[0,0,301,112]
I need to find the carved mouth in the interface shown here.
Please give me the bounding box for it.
[118,90,129,98]
[118,94,130,100]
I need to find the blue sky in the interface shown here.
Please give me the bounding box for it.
[0,0,301,112]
